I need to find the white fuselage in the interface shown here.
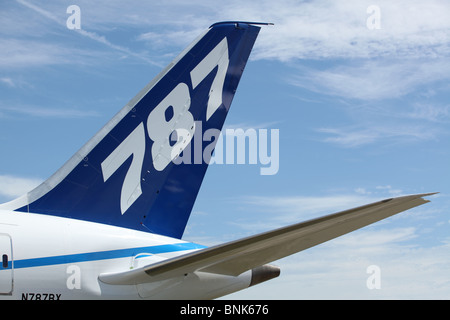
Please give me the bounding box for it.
[0,210,251,300]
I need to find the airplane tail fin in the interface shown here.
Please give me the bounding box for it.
[0,22,268,239]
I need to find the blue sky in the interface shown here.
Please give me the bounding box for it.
[1,0,450,299]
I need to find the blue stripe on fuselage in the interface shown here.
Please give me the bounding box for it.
[5,242,206,270]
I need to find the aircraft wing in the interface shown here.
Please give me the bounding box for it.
[99,193,434,285]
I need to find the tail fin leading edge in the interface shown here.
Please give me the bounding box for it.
[1,22,264,239]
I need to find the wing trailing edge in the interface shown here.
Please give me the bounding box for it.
[99,193,435,285]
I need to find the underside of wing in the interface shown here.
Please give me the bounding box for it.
[99,193,435,285]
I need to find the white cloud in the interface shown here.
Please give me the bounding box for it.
[331,227,417,248]
[7,0,449,71]
[0,104,100,119]
[316,123,440,148]
[8,0,449,62]
[0,37,120,69]
[289,60,450,148]
[236,193,378,232]
[227,225,450,299]
[0,175,42,200]
[0,78,15,87]
[248,0,450,61]
[230,187,436,234]
[76,28,162,67]
[0,39,72,68]
[222,190,447,299]
[317,127,379,148]
[407,102,450,123]
[289,59,450,101]
[7,0,160,68]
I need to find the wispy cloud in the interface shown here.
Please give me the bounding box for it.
[289,59,450,101]
[14,0,61,24]
[0,39,76,68]
[8,0,450,67]
[230,186,436,233]
[287,58,450,148]
[103,0,450,62]
[0,78,16,88]
[244,226,450,299]
[316,123,440,148]
[225,190,448,299]
[0,174,42,200]
[248,0,450,61]
[76,28,161,67]
[236,193,376,231]
[407,102,450,123]
[0,103,100,119]
[12,0,160,67]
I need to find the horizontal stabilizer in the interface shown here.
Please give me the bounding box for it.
[99,193,435,285]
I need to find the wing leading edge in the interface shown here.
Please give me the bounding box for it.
[99,193,435,285]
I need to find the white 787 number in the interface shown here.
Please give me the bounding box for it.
[101,37,230,215]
